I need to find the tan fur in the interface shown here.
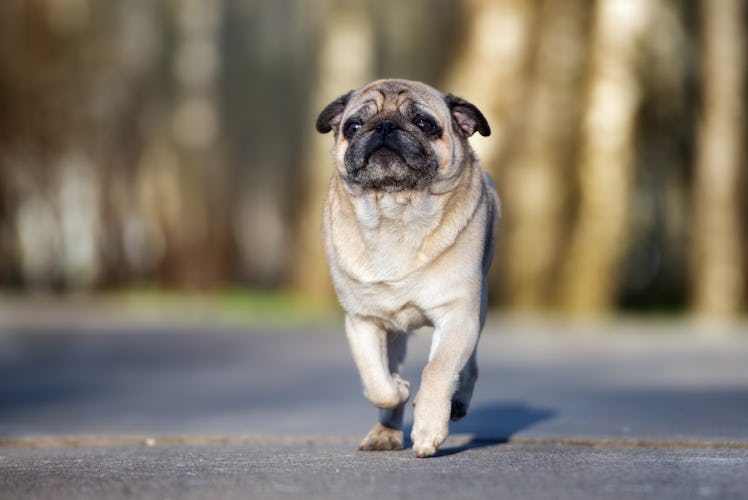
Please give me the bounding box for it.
[319,79,499,457]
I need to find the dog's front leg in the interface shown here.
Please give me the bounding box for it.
[411,308,480,457]
[345,315,411,449]
[359,331,410,450]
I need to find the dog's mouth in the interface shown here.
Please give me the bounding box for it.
[361,144,407,169]
[357,129,427,173]
[343,126,438,191]
[349,150,413,190]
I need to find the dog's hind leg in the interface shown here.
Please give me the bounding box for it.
[451,283,487,421]
[450,348,477,421]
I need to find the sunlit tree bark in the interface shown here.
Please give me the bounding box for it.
[690,0,746,316]
[443,0,535,307]
[292,0,375,301]
[445,0,534,176]
[557,0,654,314]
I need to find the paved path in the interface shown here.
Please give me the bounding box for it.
[1,315,747,499]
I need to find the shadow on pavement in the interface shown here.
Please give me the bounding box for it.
[403,402,555,457]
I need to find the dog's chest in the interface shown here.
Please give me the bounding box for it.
[352,193,441,280]
[344,278,432,332]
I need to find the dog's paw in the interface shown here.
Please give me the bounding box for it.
[358,423,403,451]
[364,374,411,409]
[392,373,412,404]
[411,432,445,458]
[410,420,448,458]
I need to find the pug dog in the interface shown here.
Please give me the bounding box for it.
[316,79,499,458]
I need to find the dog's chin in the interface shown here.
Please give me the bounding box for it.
[346,148,435,192]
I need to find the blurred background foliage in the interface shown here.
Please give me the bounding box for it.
[0,0,745,319]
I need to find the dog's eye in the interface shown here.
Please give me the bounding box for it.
[343,120,362,139]
[415,117,436,134]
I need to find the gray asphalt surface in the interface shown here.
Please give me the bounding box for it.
[1,312,747,499]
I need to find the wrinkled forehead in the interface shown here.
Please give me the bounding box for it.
[346,80,445,119]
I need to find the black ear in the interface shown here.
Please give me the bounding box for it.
[316,91,353,134]
[444,94,490,137]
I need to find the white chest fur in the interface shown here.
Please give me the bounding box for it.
[349,192,441,282]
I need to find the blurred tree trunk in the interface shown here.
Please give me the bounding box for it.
[0,0,23,286]
[292,0,375,302]
[157,0,231,288]
[690,0,746,316]
[222,1,318,288]
[0,0,105,291]
[445,0,535,177]
[500,0,588,310]
[443,0,535,306]
[618,0,690,309]
[557,0,654,313]
[104,0,166,284]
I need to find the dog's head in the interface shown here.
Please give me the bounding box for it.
[317,79,489,193]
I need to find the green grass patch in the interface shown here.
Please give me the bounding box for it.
[116,287,341,328]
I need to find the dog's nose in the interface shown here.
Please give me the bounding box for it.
[374,120,399,135]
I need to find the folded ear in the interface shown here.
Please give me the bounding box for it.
[316,91,353,134]
[444,94,490,137]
